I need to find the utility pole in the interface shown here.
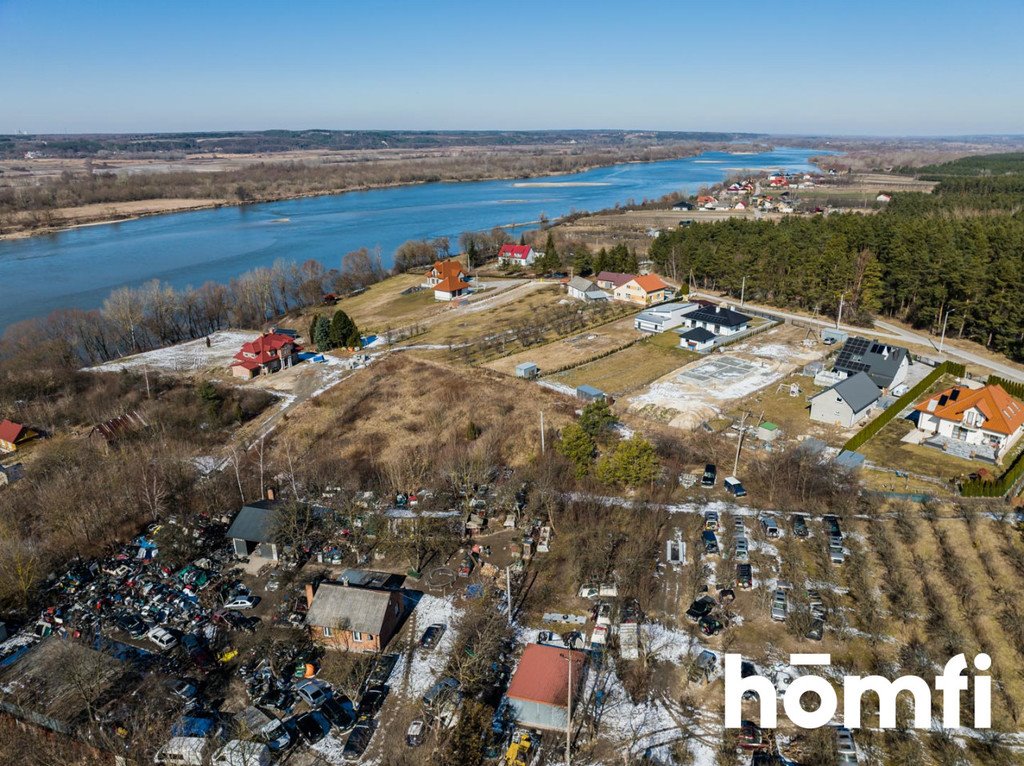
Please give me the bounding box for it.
[540,411,546,453]
[505,566,513,626]
[939,308,955,354]
[561,652,574,766]
[733,411,750,478]
[836,293,845,329]
[740,275,747,307]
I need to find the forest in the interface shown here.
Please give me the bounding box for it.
[649,167,1024,361]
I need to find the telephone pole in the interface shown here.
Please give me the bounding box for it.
[561,652,575,766]
[733,411,750,478]
[540,411,546,453]
[939,309,955,354]
[740,275,747,307]
[836,293,845,329]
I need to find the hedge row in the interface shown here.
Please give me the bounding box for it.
[961,449,1024,497]
[987,375,1024,401]
[842,361,966,452]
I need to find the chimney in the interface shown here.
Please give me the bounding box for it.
[305,582,315,608]
[341,577,350,587]
[266,487,276,501]
[715,305,721,314]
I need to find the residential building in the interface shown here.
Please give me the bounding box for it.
[0,419,37,453]
[231,332,301,379]
[594,271,636,291]
[613,274,675,305]
[566,276,609,302]
[426,259,471,301]
[497,244,538,266]
[832,337,910,391]
[676,327,716,352]
[634,302,696,333]
[809,372,881,428]
[678,304,752,336]
[304,581,406,653]
[506,643,587,732]
[914,384,1024,458]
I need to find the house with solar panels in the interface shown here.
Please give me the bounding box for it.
[831,336,910,391]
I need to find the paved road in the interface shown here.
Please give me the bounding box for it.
[689,291,1024,383]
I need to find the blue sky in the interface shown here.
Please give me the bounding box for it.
[1,0,1022,135]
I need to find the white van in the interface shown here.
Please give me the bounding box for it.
[212,740,272,766]
[154,737,208,766]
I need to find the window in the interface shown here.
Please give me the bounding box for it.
[352,631,363,641]
[322,626,332,637]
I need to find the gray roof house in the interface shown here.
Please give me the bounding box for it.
[566,276,609,302]
[809,372,881,428]
[304,582,406,653]
[833,337,910,390]
[634,302,696,333]
[679,304,752,336]
[227,499,284,561]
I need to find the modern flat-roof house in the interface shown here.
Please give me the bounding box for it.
[506,643,587,732]
[594,271,637,291]
[304,581,406,653]
[497,244,539,267]
[566,276,609,302]
[634,302,696,333]
[231,332,301,379]
[832,337,910,391]
[426,260,471,301]
[226,499,285,561]
[809,372,882,428]
[0,419,38,453]
[676,327,717,352]
[678,304,752,336]
[613,274,675,306]
[914,384,1024,460]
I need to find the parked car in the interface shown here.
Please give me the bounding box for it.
[823,515,842,539]
[760,516,779,538]
[356,685,390,718]
[835,726,857,755]
[724,476,747,497]
[806,618,825,641]
[736,564,753,589]
[701,530,719,555]
[792,515,809,538]
[685,596,716,621]
[771,589,788,621]
[169,679,199,703]
[423,677,460,708]
[701,464,717,487]
[296,679,331,709]
[148,625,179,650]
[293,711,329,745]
[704,510,719,531]
[114,613,148,638]
[406,719,426,747]
[342,720,376,761]
[321,696,356,731]
[699,616,724,636]
[419,623,446,649]
[224,595,260,610]
[829,544,846,564]
[734,538,749,559]
[211,740,272,766]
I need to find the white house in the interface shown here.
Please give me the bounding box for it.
[634,302,696,333]
[914,384,1024,458]
[566,276,609,302]
[426,260,471,301]
[498,244,538,266]
[809,372,881,428]
[833,337,910,391]
[676,327,716,352]
[678,304,751,336]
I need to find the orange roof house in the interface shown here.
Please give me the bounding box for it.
[427,259,471,301]
[914,384,1024,458]
[612,273,676,306]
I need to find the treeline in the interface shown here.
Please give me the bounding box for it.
[902,152,1024,178]
[649,180,1024,360]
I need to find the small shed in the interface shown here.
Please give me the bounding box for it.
[516,362,539,380]
[821,328,849,345]
[757,422,780,442]
[226,499,284,561]
[506,643,587,732]
[576,385,606,402]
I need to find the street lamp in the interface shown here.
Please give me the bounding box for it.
[940,309,955,354]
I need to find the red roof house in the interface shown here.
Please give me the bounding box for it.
[0,419,37,453]
[914,383,1024,458]
[497,244,539,266]
[506,643,587,731]
[231,332,301,379]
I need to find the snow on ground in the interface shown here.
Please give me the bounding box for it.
[392,594,463,700]
[89,331,258,373]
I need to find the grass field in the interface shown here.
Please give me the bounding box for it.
[484,315,641,376]
[290,273,440,336]
[547,338,698,396]
[722,373,846,448]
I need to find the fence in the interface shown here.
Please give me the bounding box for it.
[841,361,966,452]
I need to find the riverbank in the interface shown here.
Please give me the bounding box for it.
[0,143,729,241]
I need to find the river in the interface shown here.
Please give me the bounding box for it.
[0,147,822,330]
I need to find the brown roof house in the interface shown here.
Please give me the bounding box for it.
[304,581,407,653]
[0,419,38,453]
[506,643,587,731]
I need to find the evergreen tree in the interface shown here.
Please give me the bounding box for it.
[466,240,479,270]
[329,310,355,348]
[595,436,658,488]
[593,247,609,275]
[313,316,333,352]
[572,245,593,277]
[557,422,596,478]
[308,315,321,346]
[578,399,617,440]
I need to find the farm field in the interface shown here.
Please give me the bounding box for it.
[546,339,698,397]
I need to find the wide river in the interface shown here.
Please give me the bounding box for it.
[0,147,822,330]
